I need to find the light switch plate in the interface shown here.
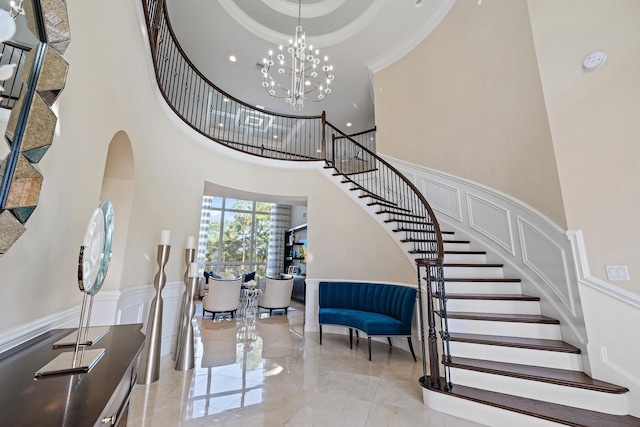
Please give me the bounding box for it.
[606,265,630,281]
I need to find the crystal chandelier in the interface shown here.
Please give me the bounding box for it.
[261,0,334,110]
[9,0,24,19]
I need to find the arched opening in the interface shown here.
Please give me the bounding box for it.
[99,130,135,292]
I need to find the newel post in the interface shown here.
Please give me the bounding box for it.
[416,258,441,389]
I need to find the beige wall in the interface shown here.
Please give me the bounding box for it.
[527,0,640,292]
[0,0,413,332]
[374,0,566,228]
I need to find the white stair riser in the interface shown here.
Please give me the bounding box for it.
[447,319,562,340]
[443,242,471,251]
[444,253,487,264]
[449,367,628,415]
[448,341,583,371]
[444,266,504,279]
[438,299,540,315]
[445,281,522,295]
[423,388,567,427]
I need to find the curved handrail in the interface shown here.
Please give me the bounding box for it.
[141,0,447,388]
[327,122,443,260]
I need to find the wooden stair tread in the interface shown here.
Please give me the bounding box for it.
[421,380,640,427]
[445,311,559,324]
[398,232,455,238]
[445,250,486,255]
[384,218,431,224]
[444,263,503,268]
[367,201,405,210]
[449,332,580,353]
[444,278,521,282]
[441,293,539,301]
[377,211,425,219]
[447,356,629,394]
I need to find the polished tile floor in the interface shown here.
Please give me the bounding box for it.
[129,301,485,426]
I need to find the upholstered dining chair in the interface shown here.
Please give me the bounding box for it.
[258,277,294,316]
[202,278,242,320]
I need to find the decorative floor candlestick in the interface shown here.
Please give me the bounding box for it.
[139,242,171,384]
[175,264,198,371]
[173,247,196,361]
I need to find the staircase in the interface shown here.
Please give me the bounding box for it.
[139,4,637,423]
[324,163,640,427]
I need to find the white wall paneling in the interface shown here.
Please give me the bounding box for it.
[380,154,588,360]
[467,193,515,254]
[518,217,575,316]
[421,177,463,222]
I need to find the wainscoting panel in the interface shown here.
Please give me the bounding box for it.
[380,154,587,358]
[421,177,462,222]
[467,193,515,255]
[117,302,145,325]
[90,291,121,326]
[0,306,79,354]
[518,217,575,315]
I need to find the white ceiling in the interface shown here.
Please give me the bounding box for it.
[164,0,454,133]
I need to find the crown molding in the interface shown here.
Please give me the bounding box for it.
[219,0,384,48]
[366,0,455,73]
[260,0,347,18]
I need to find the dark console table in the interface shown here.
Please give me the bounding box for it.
[0,323,145,426]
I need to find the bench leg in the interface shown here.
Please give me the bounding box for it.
[349,328,353,349]
[407,337,417,362]
[387,337,392,347]
[368,337,372,361]
[319,324,323,345]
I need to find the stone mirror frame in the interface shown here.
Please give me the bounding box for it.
[0,0,70,256]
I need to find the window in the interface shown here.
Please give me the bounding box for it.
[199,196,273,278]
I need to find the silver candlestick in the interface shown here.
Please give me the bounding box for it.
[175,274,198,371]
[139,244,171,384]
[173,248,196,360]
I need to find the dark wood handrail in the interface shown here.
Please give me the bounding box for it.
[325,123,444,259]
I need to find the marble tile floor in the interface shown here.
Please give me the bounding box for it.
[129,301,486,427]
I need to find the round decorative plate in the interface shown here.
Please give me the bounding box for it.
[77,200,114,295]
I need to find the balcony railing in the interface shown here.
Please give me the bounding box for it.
[0,41,31,110]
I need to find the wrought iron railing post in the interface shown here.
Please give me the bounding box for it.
[331,133,336,166]
[417,258,441,389]
[321,111,326,160]
[151,0,165,55]
[436,262,453,391]
[416,262,429,385]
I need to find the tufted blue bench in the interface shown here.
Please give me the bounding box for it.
[318,281,417,361]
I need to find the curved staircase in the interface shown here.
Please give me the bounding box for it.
[324,158,639,426]
[139,1,639,425]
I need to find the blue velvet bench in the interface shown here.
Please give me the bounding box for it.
[318,281,417,361]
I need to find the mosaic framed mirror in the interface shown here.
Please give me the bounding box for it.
[0,0,71,256]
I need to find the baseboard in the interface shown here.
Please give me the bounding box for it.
[0,282,185,357]
[0,306,79,354]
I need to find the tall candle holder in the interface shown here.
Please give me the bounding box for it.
[173,247,196,361]
[139,243,171,384]
[175,271,198,371]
